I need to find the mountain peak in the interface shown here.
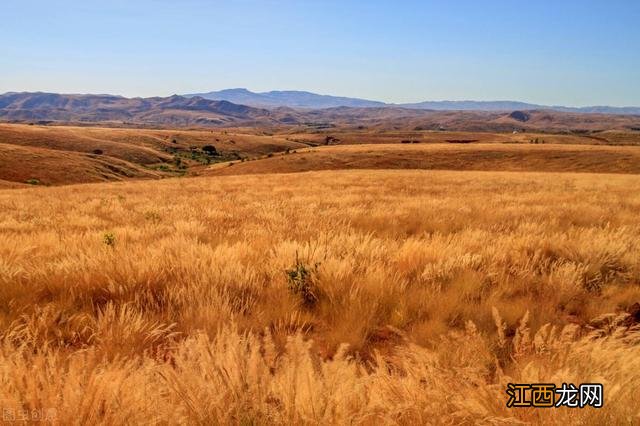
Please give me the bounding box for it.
[185,88,386,109]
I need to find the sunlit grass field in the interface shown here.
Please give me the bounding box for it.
[1,169,639,424]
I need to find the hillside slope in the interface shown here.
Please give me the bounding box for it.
[0,142,161,185]
[0,123,308,185]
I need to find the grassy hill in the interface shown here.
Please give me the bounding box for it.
[0,123,307,185]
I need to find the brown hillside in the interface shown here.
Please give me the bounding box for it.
[0,143,162,185]
[0,124,308,185]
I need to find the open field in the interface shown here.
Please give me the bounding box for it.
[282,129,640,146]
[209,143,640,176]
[2,123,639,186]
[1,169,639,424]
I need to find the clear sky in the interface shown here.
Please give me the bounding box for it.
[2,0,639,106]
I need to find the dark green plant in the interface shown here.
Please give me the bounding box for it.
[202,145,219,156]
[103,232,116,247]
[285,254,320,307]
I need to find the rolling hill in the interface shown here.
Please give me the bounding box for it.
[0,123,307,185]
[3,92,640,133]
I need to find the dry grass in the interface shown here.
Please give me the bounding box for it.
[283,129,640,146]
[208,143,640,176]
[0,142,162,185]
[1,169,639,424]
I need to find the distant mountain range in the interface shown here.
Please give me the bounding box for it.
[187,88,640,115]
[3,92,640,132]
[0,92,279,126]
[185,88,386,109]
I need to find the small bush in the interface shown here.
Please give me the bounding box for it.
[173,156,187,169]
[285,255,320,307]
[103,232,116,247]
[25,178,41,185]
[144,211,161,223]
[202,145,219,156]
[92,149,104,155]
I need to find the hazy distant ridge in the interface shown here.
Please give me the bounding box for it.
[185,88,386,109]
[187,88,640,115]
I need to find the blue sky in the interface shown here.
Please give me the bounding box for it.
[2,0,639,106]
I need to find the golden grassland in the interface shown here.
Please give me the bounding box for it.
[208,143,640,176]
[1,169,639,424]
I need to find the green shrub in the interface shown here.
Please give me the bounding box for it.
[202,145,219,156]
[285,254,320,307]
[103,232,116,247]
